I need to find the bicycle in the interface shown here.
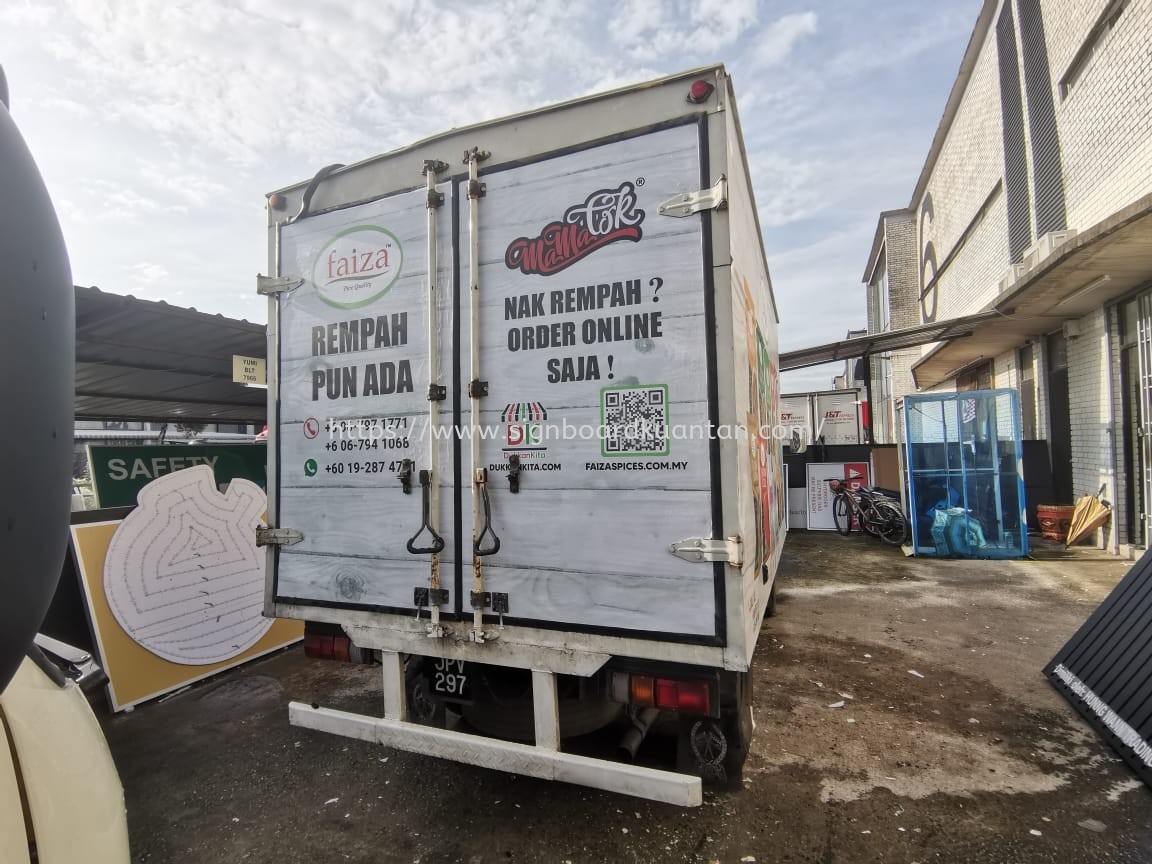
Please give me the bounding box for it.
[825,479,909,546]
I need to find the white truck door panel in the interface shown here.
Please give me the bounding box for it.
[275,184,457,611]
[463,123,720,637]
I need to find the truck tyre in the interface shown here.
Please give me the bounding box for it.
[765,581,778,618]
[404,658,446,727]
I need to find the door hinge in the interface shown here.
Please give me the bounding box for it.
[257,274,304,296]
[668,536,742,565]
[256,526,304,547]
[658,175,727,218]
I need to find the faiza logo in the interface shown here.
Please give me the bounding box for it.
[505,182,645,277]
[312,225,403,309]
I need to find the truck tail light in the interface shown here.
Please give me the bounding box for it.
[630,675,655,706]
[655,679,710,714]
[614,672,712,715]
[687,79,714,104]
[304,633,351,662]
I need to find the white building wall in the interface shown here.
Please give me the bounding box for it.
[1044,0,1152,230]
[993,349,1018,389]
[916,22,1007,331]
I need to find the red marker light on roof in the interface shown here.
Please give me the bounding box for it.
[687,80,714,104]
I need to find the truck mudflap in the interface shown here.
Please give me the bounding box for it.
[289,651,702,807]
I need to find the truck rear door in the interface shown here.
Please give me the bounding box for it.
[274,181,459,613]
[461,121,721,640]
[271,120,723,643]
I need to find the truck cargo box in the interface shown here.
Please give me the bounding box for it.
[260,65,785,805]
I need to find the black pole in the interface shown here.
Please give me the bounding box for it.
[863,353,874,445]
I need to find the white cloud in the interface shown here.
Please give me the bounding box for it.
[689,0,759,53]
[610,0,757,58]
[128,262,170,284]
[1,0,976,359]
[753,11,818,68]
[0,0,52,27]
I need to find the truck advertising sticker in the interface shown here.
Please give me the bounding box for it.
[313,225,403,309]
[505,182,644,276]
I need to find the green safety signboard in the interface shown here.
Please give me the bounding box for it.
[87,444,267,508]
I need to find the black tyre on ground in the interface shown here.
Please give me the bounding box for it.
[876,503,909,546]
[832,493,854,536]
[404,657,447,727]
[675,672,753,789]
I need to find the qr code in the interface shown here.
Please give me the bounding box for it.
[602,385,669,455]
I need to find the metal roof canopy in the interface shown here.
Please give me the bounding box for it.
[75,286,266,423]
[913,192,1152,389]
[779,310,1004,372]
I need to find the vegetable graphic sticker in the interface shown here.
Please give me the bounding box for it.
[312,224,403,309]
[103,466,272,665]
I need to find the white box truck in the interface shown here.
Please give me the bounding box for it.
[258,65,786,806]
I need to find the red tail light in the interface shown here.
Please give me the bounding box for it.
[304,633,351,661]
[655,678,711,714]
[614,672,712,715]
[687,80,714,104]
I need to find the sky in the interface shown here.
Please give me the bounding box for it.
[1,0,981,393]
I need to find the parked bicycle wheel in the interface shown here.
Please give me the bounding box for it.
[832,492,854,536]
[876,502,909,546]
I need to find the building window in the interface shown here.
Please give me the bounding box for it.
[957,361,993,392]
[997,4,1032,263]
[1017,0,1067,236]
[1058,0,1127,100]
[871,267,891,333]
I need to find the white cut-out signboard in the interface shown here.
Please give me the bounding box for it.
[103,466,272,665]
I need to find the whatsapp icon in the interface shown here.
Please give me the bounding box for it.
[304,459,318,477]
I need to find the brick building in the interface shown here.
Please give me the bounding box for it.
[861,0,1152,553]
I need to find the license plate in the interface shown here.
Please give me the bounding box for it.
[429,657,472,701]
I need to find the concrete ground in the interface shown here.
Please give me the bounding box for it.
[101,531,1152,863]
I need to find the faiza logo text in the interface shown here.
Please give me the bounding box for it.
[505,182,645,277]
[312,225,403,309]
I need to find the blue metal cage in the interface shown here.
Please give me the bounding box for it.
[901,389,1028,558]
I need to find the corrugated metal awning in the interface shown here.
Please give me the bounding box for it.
[913,191,1152,389]
[780,311,1003,372]
[1045,547,1152,789]
[75,286,266,423]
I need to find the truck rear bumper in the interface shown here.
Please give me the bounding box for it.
[288,701,702,807]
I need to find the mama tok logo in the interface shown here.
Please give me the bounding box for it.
[313,225,403,309]
[505,182,645,277]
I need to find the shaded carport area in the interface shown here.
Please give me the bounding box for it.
[75,285,266,424]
